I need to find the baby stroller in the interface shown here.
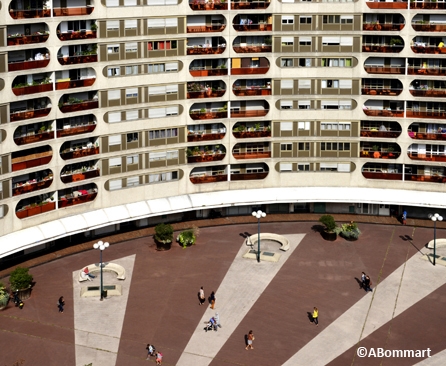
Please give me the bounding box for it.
[204,317,217,332]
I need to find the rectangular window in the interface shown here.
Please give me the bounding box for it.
[106,0,119,6]
[298,163,310,171]
[298,121,310,130]
[280,122,293,131]
[282,36,294,46]
[126,110,139,121]
[299,79,311,89]
[166,150,179,160]
[339,80,352,89]
[109,135,121,146]
[125,43,138,53]
[126,176,140,187]
[322,80,339,88]
[298,142,310,150]
[149,151,167,161]
[299,37,311,45]
[148,40,177,50]
[320,163,338,171]
[299,16,312,24]
[298,100,310,109]
[127,133,138,142]
[282,16,294,24]
[281,79,293,89]
[149,86,166,95]
[109,179,122,190]
[322,37,340,46]
[323,15,340,24]
[148,18,166,28]
[125,19,137,29]
[280,163,292,172]
[107,44,120,54]
[127,154,139,165]
[107,20,119,30]
[165,18,178,27]
[280,100,293,110]
[340,15,353,24]
[107,67,120,77]
[322,58,352,67]
[148,63,165,73]
[108,112,121,123]
[281,58,293,67]
[124,0,137,5]
[109,157,122,167]
[299,58,312,67]
[108,90,120,100]
[165,62,179,72]
[281,143,292,151]
[126,88,138,98]
[340,37,353,46]
[125,65,138,75]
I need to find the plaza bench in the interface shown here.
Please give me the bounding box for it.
[79,262,126,282]
[246,233,290,251]
[427,238,446,249]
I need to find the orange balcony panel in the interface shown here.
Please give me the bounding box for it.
[233,152,271,159]
[9,9,51,19]
[412,24,446,32]
[190,111,228,120]
[187,90,226,99]
[16,201,56,219]
[362,45,402,53]
[11,152,53,172]
[408,132,446,141]
[189,1,228,11]
[8,59,50,72]
[60,146,99,160]
[363,23,404,31]
[56,124,96,138]
[367,2,407,9]
[409,153,446,162]
[410,89,446,98]
[58,191,97,208]
[360,130,401,138]
[60,169,100,184]
[190,69,228,77]
[410,2,446,9]
[364,66,404,75]
[187,47,226,55]
[408,67,446,76]
[411,46,446,54]
[231,67,269,75]
[13,178,53,196]
[233,130,271,138]
[231,109,268,118]
[53,7,94,16]
[187,153,226,163]
[232,1,270,10]
[406,174,446,183]
[233,88,271,96]
[190,174,228,183]
[58,54,97,65]
[363,109,403,118]
[56,78,95,90]
[58,31,97,41]
[231,172,268,180]
[10,107,51,122]
[187,132,225,142]
[14,131,54,145]
[406,110,446,119]
[60,100,98,113]
[187,25,225,33]
[361,88,401,96]
[12,83,53,96]
[7,34,49,46]
[233,45,272,53]
[233,24,272,32]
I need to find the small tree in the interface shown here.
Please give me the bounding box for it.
[9,267,33,291]
[154,223,174,243]
[319,215,337,233]
[178,229,196,249]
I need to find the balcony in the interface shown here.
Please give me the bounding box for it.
[187,15,226,33]
[231,101,269,118]
[360,121,401,138]
[189,0,228,11]
[13,170,53,196]
[55,77,96,90]
[233,43,272,54]
[187,40,226,55]
[408,124,446,141]
[412,17,446,32]
[190,173,228,184]
[10,106,52,122]
[187,123,226,142]
[61,162,100,184]
[360,144,401,159]
[409,150,446,163]
[14,126,54,145]
[362,44,403,53]
[8,58,50,72]
[232,58,269,76]
[7,33,49,46]
[9,9,51,19]
[189,163,268,183]
[233,15,272,32]
[58,185,98,209]
[410,80,446,98]
[58,45,98,65]
[363,101,404,118]
[233,142,271,160]
[406,102,446,119]
[411,44,446,54]
[187,81,226,99]
[11,147,53,172]
[232,0,271,10]
[408,60,446,76]
[366,0,407,9]
[363,22,404,32]
[59,95,98,113]
[362,79,403,97]
[190,103,228,120]
[233,77,271,96]
[56,122,96,138]
[410,1,446,10]
[53,6,94,17]
[362,163,403,181]
[58,30,97,41]
[231,67,269,75]
[187,146,226,163]
[60,146,99,160]
[233,123,271,138]
[16,201,56,219]
[364,58,405,75]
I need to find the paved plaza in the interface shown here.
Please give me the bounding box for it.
[1,219,446,366]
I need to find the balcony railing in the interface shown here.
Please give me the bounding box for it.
[187,90,226,99]
[406,109,446,119]
[16,201,56,219]
[190,68,228,77]
[405,173,446,183]
[233,45,272,53]
[231,109,269,118]
[233,130,271,138]
[59,100,98,113]
[190,174,228,183]
[7,34,49,46]
[411,45,446,54]
[412,23,446,32]
[187,153,226,163]
[189,0,228,10]
[10,107,51,122]
[231,66,269,75]
[362,44,403,53]
[231,172,268,180]
[410,1,446,10]
[56,78,96,90]
[408,66,446,76]
[9,9,51,19]
[360,130,401,138]
[11,151,53,172]
[408,131,446,141]
[60,169,100,183]
[60,146,99,160]
[233,152,271,159]
[13,178,53,196]
[58,54,97,65]
[409,152,446,162]
[362,87,402,96]
[360,150,400,159]
[363,109,404,118]
[8,59,50,72]
[362,171,403,180]
[233,23,272,32]
[187,46,226,55]
[14,131,54,145]
[366,1,407,9]
[364,65,405,74]
[233,87,271,96]
[189,110,228,120]
[53,7,94,16]
[410,89,446,98]
[187,25,225,33]
[363,23,404,31]
[187,132,225,142]
[58,190,97,208]
[232,0,270,9]
[58,31,97,41]
[12,83,52,96]
[56,124,96,138]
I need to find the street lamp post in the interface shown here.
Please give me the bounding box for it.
[429,213,443,266]
[252,210,266,263]
[93,240,109,300]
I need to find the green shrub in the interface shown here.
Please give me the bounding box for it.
[335,222,361,240]
[319,215,337,232]
[154,223,174,243]
[9,267,33,291]
[178,229,196,249]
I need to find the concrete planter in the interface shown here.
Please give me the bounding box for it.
[321,230,337,241]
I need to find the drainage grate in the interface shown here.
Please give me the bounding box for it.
[249,250,257,254]
[263,252,275,257]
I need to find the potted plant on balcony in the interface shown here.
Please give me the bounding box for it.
[9,267,33,301]
[319,214,337,241]
[387,146,395,158]
[335,221,361,241]
[0,281,10,310]
[154,223,174,251]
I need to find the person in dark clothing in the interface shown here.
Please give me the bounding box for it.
[58,296,65,313]
[364,276,373,292]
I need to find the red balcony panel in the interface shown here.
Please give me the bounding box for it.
[60,100,98,113]
[363,23,404,31]
[360,151,400,159]
[361,88,401,96]
[60,146,99,160]
[231,172,268,180]
[16,201,56,219]
[14,131,54,145]
[187,153,226,163]
[410,89,446,98]
[363,109,403,118]
[233,152,271,159]
[367,2,407,9]
[56,78,96,90]
[412,24,446,32]
[53,7,94,16]
[406,110,446,119]
[232,1,270,10]
[9,9,51,19]
[56,124,96,138]
[409,153,446,162]
[231,109,269,118]
[406,174,446,183]
[362,45,403,53]
[7,34,49,46]
[233,130,271,138]
[233,24,272,32]
[187,90,226,99]
[58,54,97,65]
[364,65,404,75]
[233,45,272,53]
[187,25,225,33]
[362,171,403,180]
[190,68,228,77]
[187,46,226,55]
[10,107,51,122]
[190,110,228,120]
[58,191,97,208]
[233,88,271,96]
[410,2,446,9]
[60,169,100,184]
[360,130,401,138]
[11,152,53,172]
[411,46,446,54]
[231,67,269,75]
[189,1,228,10]
[408,67,446,76]
[58,31,97,41]
[187,132,225,142]
[8,59,50,72]
[408,131,446,140]
[190,174,228,183]
[12,83,53,96]
[13,178,53,196]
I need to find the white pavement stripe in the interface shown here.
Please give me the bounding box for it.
[414,349,446,365]
[73,255,135,366]
[282,253,446,366]
[177,234,305,366]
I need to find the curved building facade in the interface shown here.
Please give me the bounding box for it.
[1,0,446,259]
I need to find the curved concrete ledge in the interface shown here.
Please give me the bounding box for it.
[79,262,126,282]
[245,233,290,252]
[2,186,446,259]
[427,239,446,249]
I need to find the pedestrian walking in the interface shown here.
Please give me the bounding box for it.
[155,351,163,365]
[214,312,221,330]
[146,344,155,360]
[361,272,366,289]
[364,276,373,292]
[402,210,407,225]
[245,330,255,350]
[58,296,65,313]
[198,286,205,305]
[210,291,216,309]
[312,307,319,326]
